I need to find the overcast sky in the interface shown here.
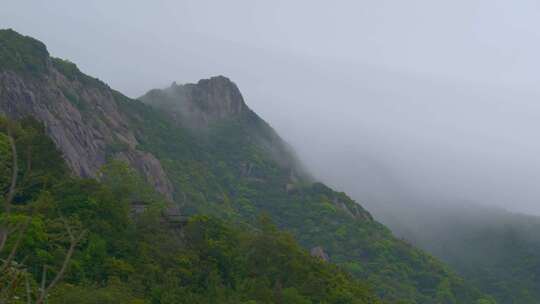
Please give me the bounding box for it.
[3,1,540,215]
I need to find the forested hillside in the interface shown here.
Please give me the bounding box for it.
[0,117,383,303]
[0,29,496,303]
[375,201,540,304]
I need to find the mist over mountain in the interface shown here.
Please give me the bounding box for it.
[4,1,540,215]
[1,29,500,303]
[2,1,540,303]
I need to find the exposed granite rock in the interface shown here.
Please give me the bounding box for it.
[140,76,312,182]
[310,246,330,262]
[139,76,247,129]
[0,63,173,200]
[0,31,304,202]
[332,196,373,221]
[115,150,173,200]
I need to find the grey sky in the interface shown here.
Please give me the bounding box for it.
[3,1,540,214]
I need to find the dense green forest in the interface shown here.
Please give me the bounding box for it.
[0,117,382,303]
[0,29,498,303]
[374,201,540,304]
[135,81,494,303]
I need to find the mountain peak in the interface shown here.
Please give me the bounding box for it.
[195,75,236,89]
[140,75,247,128]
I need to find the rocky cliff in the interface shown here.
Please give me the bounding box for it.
[0,29,496,303]
[140,76,246,129]
[0,29,173,199]
[140,77,310,180]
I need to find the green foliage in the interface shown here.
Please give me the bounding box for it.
[0,131,11,194]
[0,117,382,303]
[0,30,499,303]
[51,57,106,88]
[49,278,144,304]
[121,95,493,303]
[0,29,49,75]
[60,87,87,111]
[392,204,540,304]
[146,215,381,304]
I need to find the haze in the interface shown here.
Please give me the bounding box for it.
[3,1,540,215]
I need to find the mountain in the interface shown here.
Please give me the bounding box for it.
[139,76,308,179]
[0,29,173,200]
[0,117,383,304]
[371,199,540,304]
[140,77,248,128]
[0,29,496,303]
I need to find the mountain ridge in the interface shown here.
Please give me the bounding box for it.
[140,75,247,128]
[0,29,174,200]
[0,28,496,303]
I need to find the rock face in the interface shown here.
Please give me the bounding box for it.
[310,246,330,262]
[0,30,173,199]
[140,76,312,181]
[0,30,303,200]
[139,76,247,129]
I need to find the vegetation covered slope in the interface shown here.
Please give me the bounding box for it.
[0,117,382,304]
[0,29,495,303]
[0,29,174,199]
[378,201,540,304]
[137,80,495,304]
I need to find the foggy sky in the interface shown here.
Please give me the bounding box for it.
[3,1,540,214]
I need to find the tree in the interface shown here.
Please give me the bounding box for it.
[0,119,86,304]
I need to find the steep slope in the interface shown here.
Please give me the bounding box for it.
[0,117,382,304]
[139,79,495,303]
[139,77,308,176]
[0,29,173,200]
[141,77,247,128]
[0,29,495,303]
[376,200,540,304]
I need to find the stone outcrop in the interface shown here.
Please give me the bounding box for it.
[0,59,173,200]
[140,76,312,182]
[140,76,247,129]
[310,246,330,262]
[115,150,173,200]
[332,196,373,221]
[0,29,304,202]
